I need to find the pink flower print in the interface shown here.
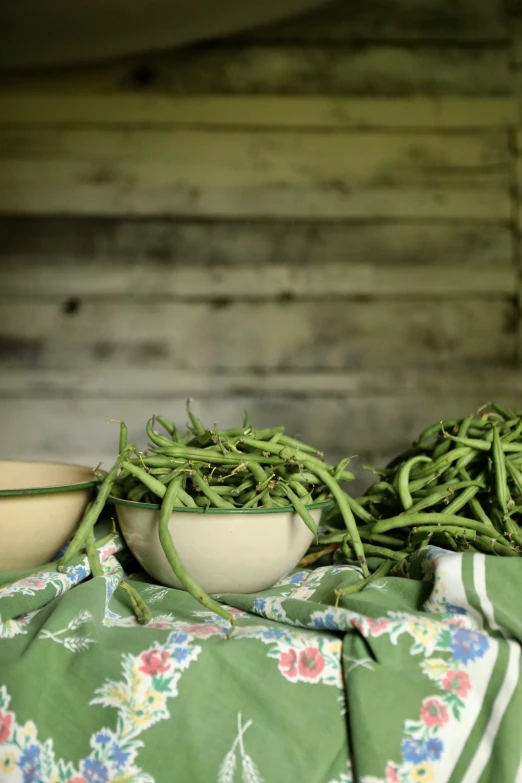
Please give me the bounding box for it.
[102,543,117,558]
[279,649,299,680]
[0,711,12,743]
[420,698,449,728]
[19,576,46,590]
[297,647,325,680]
[68,778,88,783]
[386,762,400,783]
[442,670,472,698]
[139,649,170,676]
[183,623,225,637]
[367,618,388,635]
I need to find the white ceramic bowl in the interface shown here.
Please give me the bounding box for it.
[0,460,99,572]
[110,497,332,594]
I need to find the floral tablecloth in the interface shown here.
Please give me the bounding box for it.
[1,518,521,783]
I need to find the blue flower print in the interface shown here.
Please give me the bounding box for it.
[288,571,307,585]
[426,737,443,761]
[94,731,111,746]
[401,738,427,764]
[168,632,189,645]
[172,646,189,664]
[69,564,89,585]
[18,745,41,783]
[450,629,489,664]
[312,612,340,631]
[253,598,267,612]
[261,629,286,642]
[82,758,109,783]
[111,743,132,770]
[444,604,467,616]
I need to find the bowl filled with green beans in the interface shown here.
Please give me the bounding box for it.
[56,403,361,627]
[0,460,100,573]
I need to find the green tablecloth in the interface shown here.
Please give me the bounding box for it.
[1,521,521,783]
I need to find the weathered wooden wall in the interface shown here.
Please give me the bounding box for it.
[0,0,521,488]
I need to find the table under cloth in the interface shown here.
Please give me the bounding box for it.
[1,518,521,783]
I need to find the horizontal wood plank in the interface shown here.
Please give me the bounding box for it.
[0,94,516,130]
[0,46,511,97]
[2,369,522,398]
[250,0,508,42]
[0,128,510,219]
[0,299,515,371]
[0,261,515,298]
[0,219,511,268]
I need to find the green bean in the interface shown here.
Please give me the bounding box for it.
[335,559,393,602]
[474,535,519,557]
[158,477,233,625]
[398,456,432,510]
[303,460,369,577]
[243,410,252,429]
[492,425,508,512]
[278,435,323,456]
[121,461,167,499]
[444,434,491,451]
[333,457,353,480]
[502,418,522,444]
[416,420,457,446]
[120,581,152,624]
[290,471,323,485]
[491,403,517,421]
[506,459,522,499]
[432,439,452,460]
[192,470,235,509]
[146,419,176,449]
[85,529,104,577]
[289,480,309,498]
[359,543,407,561]
[186,400,205,436]
[414,447,471,480]
[109,420,128,453]
[154,414,175,436]
[248,461,269,487]
[240,437,327,470]
[503,443,522,453]
[128,485,150,503]
[177,487,198,508]
[367,481,397,497]
[58,453,126,568]
[458,414,475,438]
[282,485,318,536]
[442,532,458,551]
[443,449,481,483]
[443,475,484,516]
[372,513,510,543]
[408,481,482,515]
[149,445,286,467]
[409,525,477,542]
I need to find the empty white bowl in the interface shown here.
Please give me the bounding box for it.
[110,496,332,594]
[0,460,99,572]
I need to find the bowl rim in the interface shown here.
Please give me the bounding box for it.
[107,494,335,515]
[0,459,102,497]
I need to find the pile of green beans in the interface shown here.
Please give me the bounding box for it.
[316,403,522,599]
[57,403,366,627]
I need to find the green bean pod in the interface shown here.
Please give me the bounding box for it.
[303,460,369,577]
[398,456,432,510]
[158,476,233,625]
